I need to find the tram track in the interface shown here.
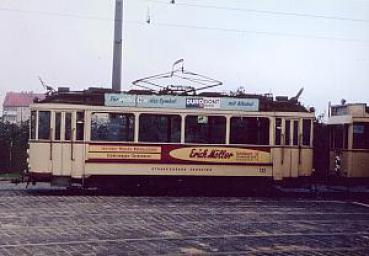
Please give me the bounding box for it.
[0,183,369,255]
[0,233,368,255]
[0,232,369,248]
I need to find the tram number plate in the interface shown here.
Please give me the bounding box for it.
[258,168,267,174]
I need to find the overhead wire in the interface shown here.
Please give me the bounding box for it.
[145,0,369,23]
[0,4,368,44]
[137,21,369,44]
[2,0,369,23]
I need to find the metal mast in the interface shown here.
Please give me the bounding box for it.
[112,0,123,92]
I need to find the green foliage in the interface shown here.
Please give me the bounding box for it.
[0,121,29,174]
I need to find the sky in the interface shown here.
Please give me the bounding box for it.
[0,0,368,115]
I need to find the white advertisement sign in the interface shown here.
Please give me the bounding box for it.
[105,93,259,111]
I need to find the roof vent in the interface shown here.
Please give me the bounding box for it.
[58,87,70,92]
[276,96,288,102]
[198,92,223,97]
[87,87,112,93]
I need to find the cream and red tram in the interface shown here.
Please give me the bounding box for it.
[28,88,314,187]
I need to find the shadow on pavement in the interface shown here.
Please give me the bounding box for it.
[18,181,369,203]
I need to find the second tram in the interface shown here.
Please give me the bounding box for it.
[327,102,369,179]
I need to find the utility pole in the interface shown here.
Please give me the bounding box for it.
[112,0,123,92]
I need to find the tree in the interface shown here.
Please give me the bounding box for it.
[0,121,28,174]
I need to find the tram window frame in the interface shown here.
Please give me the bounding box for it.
[230,117,270,145]
[353,122,369,150]
[30,111,36,140]
[38,111,51,140]
[65,112,72,141]
[55,112,61,141]
[302,119,311,146]
[139,114,181,143]
[185,115,226,144]
[91,112,134,142]
[76,111,84,141]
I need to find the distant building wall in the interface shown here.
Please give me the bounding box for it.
[3,106,31,123]
[2,91,44,124]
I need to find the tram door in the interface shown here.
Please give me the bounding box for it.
[52,112,63,176]
[62,112,73,177]
[72,111,86,179]
[284,119,300,178]
[51,112,73,177]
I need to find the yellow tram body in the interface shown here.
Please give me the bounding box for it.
[328,103,369,178]
[28,89,315,186]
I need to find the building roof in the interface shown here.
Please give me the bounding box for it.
[3,92,45,107]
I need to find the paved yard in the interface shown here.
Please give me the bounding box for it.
[0,182,368,255]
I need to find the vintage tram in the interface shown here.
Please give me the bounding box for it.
[327,102,369,179]
[27,87,315,188]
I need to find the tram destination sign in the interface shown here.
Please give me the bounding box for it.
[105,93,259,111]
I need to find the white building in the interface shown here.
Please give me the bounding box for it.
[2,92,44,124]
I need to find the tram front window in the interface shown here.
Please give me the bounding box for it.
[139,114,181,143]
[38,111,50,140]
[185,115,226,144]
[91,112,134,141]
[302,119,311,146]
[353,122,369,149]
[230,117,269,145]
[330,125,348,149]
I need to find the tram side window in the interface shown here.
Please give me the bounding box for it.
[91,112,134,141]
[38,111,51,140]
[293,120,299,146]
[330,125,348,149]
[55,112,61,140]
[76,112,84,141]
[185,116,226,144]
[275,118,282,145]
[30,111,36,139]
[65,113,72,141]
[302,119,311,146]
[230,117,269,145]
[285,120,291,145]
[139,114,181,143]
[353,122,369,149]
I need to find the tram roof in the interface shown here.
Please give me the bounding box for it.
[36,88,311,113]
